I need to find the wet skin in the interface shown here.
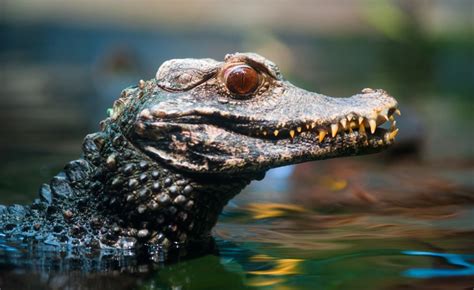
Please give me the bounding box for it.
[0,53,399,254]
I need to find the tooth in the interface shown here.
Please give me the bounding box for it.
[274,130,279,137]
[389,128,399,140]
[379,113,389,121]
[359,124,366,135]
[138,79,145,89]
[389,115,395,122]
[340,119,347,129]
[395,109,401,116]
[362,88,374,93]
[331,123,339,137]
[319,130,327,142]
[290,130,295,138]
[297,127,302,133]
[306,124,310,130]
[358,116,364,125]
[369,119,377,134]
[390,120,397,130]
[311,122,316,129]
[263,131,267,136]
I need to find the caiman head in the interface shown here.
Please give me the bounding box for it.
[112,52,399,176]
[0,53,401,252]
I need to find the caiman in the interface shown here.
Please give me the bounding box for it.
[0,53,400,253]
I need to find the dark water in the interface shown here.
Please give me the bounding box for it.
[1,22,473,290]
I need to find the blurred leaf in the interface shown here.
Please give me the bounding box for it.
[363,0,408,41]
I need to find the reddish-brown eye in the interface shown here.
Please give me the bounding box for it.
[224,65,260,96]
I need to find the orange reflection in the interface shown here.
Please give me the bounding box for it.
[250,254,275,262]
[245,254,304,289]
[320,176,348,191]
[246,202,307,219]
[248,257,303,276]
[246,277,285,287]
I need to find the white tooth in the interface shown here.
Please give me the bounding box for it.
[369,119,377,134]
[311,122,316,129]
[290,130,295,138]
[274,130,279,137]
[389,128,399,140]
[263,131,267,136]
[391,120,397,128]
[340,119,347,129]
[358,116,364,125]
[306,124,310,130]
[347,114,354,121]
[138,79,145,89]
[389,115,395,122]
[395,109,401,116]
[297,127,302,133]
[331,123,339,137]
[319,130,327,142]
[379,112,389,121]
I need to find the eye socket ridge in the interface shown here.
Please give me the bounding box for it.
[222,63,262,97]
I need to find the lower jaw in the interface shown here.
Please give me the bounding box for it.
[224,130,393,173]
[306,131,392,160]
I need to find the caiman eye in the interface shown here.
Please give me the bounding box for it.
[224,64,260,96]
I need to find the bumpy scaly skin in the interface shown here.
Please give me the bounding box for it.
[0,53,399,251]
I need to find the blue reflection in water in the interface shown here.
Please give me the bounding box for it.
[402,250,474,279]
[0,234,20,253]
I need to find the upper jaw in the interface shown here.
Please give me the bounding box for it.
[138,87,400,144]
[242,87,399,137]
[243,91,400,144]
[131,86,400,174]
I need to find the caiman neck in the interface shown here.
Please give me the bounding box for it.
[85,122,256,249]
[1,119,260,251]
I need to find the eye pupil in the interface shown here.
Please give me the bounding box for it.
[224,65,259,96]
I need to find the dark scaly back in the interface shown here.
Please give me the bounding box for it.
[0,100,252,251]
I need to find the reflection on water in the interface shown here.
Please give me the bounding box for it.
[215,157,474,289]
[402,251,474,279]
[245,203,307,220]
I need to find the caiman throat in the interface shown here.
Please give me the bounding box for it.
[0,53,400,251]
